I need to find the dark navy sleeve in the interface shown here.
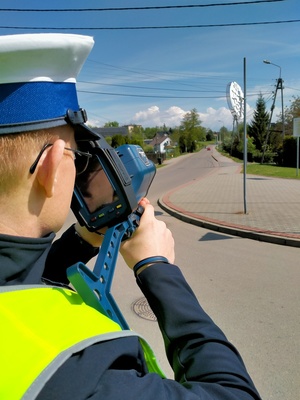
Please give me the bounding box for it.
[43,224,99,284]
[134,263,262,400]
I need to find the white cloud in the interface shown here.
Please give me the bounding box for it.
[199,107,233,131]
[89,102,258,131]
[132,106,160,123]
[86,117,102,127]
[131,105,187,127]
[131,104,238,130]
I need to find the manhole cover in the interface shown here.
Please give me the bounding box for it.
[132,297,157,321]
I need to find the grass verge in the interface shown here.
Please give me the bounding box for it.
[245,164,300,179]
[218,148,300,179]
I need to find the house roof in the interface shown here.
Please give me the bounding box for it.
[149,132,171,146]
[92,126,129,137]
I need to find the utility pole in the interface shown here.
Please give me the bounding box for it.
[261,60,284,163]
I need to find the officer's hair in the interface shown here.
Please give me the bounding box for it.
[0,130,57,193]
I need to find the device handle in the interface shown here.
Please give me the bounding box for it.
[67,207,143,329]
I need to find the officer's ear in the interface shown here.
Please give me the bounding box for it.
[36,140,65,198]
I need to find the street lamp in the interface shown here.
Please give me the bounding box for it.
[263,59,282,78]
[218,120,224,143]
[263,59,285,138]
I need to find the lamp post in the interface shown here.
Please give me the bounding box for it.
[263,59,285,138]
[218,120,223,143]
[263,59,281,78]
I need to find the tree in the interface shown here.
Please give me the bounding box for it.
[130,125,143,136]
[143,127,160,139]
[206,129,215,141]
[237,136,256,162]
[179,108,205,152]
[281,136,300,167]
[104,121,119,127]
[111,134,126,148]
[128,134,143,147]
[282,95,300,136]
[248,94,269,151]
[272,96,300,166]
[221,122,244,158]
[178,135,187,153]
[219,126,230,142]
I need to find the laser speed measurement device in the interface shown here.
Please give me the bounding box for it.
[69,132,156,329]
[71,137,156,232]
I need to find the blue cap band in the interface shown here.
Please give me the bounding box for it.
[0,81,79,126]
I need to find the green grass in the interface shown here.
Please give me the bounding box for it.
[218,148,300,179]
[245,163,300,179]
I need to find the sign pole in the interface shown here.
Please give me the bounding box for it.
[293,118,300,177]
[297,137,299,177]
[243,57,247,214]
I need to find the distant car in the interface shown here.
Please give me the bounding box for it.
[206,147,211,151]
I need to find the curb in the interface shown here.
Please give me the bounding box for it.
[158,197,300,248]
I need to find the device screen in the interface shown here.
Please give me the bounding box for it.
[75,154,119,214]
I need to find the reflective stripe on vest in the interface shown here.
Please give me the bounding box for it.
[0,285,165,400]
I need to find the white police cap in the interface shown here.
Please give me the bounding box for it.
[0,33,99,140]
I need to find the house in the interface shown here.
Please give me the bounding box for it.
[92,124,142,138]
[124,124,142,134]
[149,132,172,154]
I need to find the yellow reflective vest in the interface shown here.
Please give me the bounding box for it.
[0,285,165,400]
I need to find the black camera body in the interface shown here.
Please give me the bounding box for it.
[71,140,156,232]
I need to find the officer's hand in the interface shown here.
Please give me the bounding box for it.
[120,198,175,270]
[74,222,106,248]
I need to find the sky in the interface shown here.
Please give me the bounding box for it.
[1,0,299,131]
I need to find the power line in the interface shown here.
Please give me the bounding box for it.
[78,88,269,99]
[0,1,284,12]
[79,80,225,94]
[87,60,231,91]
[285,86,300,92]
[85,60,267,97]
[78,90,223,99]
[1,19,298,31]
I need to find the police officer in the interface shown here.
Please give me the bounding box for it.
[0,33,261,400]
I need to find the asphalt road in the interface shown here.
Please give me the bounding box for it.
[61,150,300,400]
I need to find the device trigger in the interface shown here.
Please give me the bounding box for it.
[136,205,144,217]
